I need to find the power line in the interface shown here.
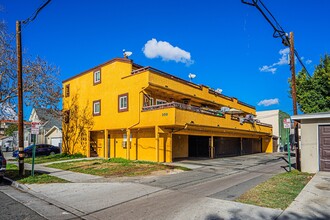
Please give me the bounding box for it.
[241,0,311,78]
[22,0,51,26]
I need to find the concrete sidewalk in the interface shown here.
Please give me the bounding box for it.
[278,171,330,220]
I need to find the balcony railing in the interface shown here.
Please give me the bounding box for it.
[142,102,225,117]
[142,102,272,128]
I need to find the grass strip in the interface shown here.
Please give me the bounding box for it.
[5,164,68,184]
[24,153,85,164]
[236,170,314,210]
[47,158,190,177]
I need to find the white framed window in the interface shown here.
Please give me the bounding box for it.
[144,95,154,107]
[156,99,166,105]
[118,93,128,112]
[93,100,101,116]
[94,69,101,84]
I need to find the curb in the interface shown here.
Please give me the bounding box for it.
[4,176,30,191]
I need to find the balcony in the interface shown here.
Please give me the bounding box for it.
[142,102,225,118]
[141,102,272,135]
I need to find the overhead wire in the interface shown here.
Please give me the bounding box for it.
[22,0,51,26]
[241,0,311,77]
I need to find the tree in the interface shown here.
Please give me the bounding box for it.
[4,123,18,136]
[62,93,94,154]
[290,54,330,113]
[0,21,61,117]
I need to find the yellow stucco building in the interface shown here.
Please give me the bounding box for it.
[62,58,273,162]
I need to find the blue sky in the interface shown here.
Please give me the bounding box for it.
[1,0,329,117]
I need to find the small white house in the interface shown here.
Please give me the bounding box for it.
[29,108,62,147]
[45,125,62,147]
[292,112,330,173]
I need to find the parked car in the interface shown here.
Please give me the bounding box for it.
[12,144,60,158]
[0,150,6,182]
[1,141,13,152]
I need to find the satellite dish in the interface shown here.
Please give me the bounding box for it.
[123,49,133,58]
[215,88,223,94]
[188,73,196,82]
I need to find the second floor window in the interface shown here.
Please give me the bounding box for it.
[93,100,101,116]
[118,93,128,112]
[65,84,70,97]
[94,69,101,85]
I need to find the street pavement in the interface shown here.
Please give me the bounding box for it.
[1,152,329,219]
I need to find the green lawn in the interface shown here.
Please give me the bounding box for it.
[5,164,69,184]
[24,153,85,164]
[236,170,314,210]
[47,158,190,177]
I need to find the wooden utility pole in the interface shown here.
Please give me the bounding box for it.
[289,32,301,171]
[16,21,25,176]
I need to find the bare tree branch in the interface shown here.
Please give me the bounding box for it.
[0,21,61,118]
[62,93,94,154]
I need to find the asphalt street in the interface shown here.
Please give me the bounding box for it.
[23,153,290,220]
[0,181,45,220]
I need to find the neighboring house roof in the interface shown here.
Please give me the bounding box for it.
[291,112,330,121]
[29,108,62,131]
[45,125,62,137]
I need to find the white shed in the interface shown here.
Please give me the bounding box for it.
[292,112,330,173]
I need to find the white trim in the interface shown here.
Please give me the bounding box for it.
[93,101,100,114]
[119,96,127,110]
[45,125,61,137]
[94,70,101,83]
[292,112,330,120]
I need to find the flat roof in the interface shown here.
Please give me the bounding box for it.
[291,112,330,121]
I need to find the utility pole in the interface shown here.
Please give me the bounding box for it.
[16,21,25,176]
[289,32,301,171]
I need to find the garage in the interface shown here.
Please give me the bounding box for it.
[242,138,262,155]
[292,112,330,173]
[319,125,330,171]
[188,136,210,157]
[51,137,62,147]
[214,137,240,157]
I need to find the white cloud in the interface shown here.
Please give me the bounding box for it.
[306,59,312,64]
[259,48,289,74]
[257,98,279,107]
[259,65,277,74]
[142,38,193,65]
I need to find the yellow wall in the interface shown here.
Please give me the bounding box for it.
[62,58,273,161]
[172,134,188,158]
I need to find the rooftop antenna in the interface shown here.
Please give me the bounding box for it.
[188,73,196,82]
[123,49,132,59]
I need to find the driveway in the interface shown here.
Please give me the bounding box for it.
[20,153,291,219]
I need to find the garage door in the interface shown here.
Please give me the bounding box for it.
[188,136,210,157]
[51,138,62,147]
[319,125,330,171]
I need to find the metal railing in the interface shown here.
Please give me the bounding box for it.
[142,102,224,117]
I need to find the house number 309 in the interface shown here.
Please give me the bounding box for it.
[162,113,168,116]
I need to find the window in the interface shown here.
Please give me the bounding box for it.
[65,84,70,97]
[118,93,128,112]
[156,99,166,105]
[143,95,154,107]
[93,100,101,116]
[93,69,101,85]
[64,110,70,123]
